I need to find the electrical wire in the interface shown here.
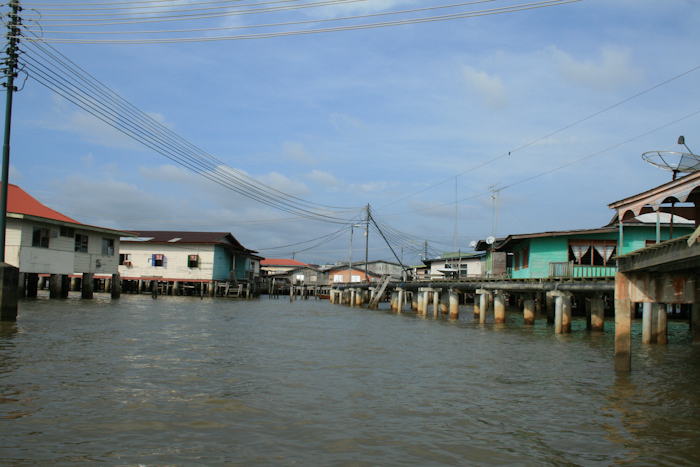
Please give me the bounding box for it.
[16,1,582,43]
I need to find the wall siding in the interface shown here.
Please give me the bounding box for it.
[119,243,218,280]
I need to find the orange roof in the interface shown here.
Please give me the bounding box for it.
[4,183,78,224]
[261,258,309,267]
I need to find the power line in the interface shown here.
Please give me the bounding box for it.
[17,1,582,43]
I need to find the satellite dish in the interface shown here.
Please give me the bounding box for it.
[469,241,477,248]
[643,137,699,181]
[486,236,495,245]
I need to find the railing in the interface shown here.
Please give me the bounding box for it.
[549,262,616,278]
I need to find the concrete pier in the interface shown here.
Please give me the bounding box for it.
[449,290,459,319]
[477,289,488,324]
[523,298,535,325]
[590,298,604,332]
[642,302,652,344]
[494,291,506,324]
[473,294,480,320]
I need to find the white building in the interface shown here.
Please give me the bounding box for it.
[2,183,134,297]
[118,231,262,293]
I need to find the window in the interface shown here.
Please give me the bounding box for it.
[119,253,132,266]
[188,254,199,268]
[60,226,75,237]
[75,234,88,253]
[568,240,617,266]
[32,228,50,248]
[152,254,164,267]
[102,238,114,256]
[333,274,343,283]
[514,251,520,271]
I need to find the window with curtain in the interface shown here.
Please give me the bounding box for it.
[568,240,617,266]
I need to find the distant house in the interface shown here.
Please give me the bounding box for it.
[422,252,485,279]
[2,183,134,297]
[118,231,262,291]
[350,260,405,280]
[327,266,380,284]
[260,258,310,276]
[490,212,694,279]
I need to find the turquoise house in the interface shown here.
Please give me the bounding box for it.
[491,212,695,279]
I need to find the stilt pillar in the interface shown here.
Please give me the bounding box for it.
[535,292,543,317]
[554,294,563,333]
[546,292,555,325]
[523,298,535,325]
[350,289,356,307]
[473,293,480,319]
[494,291,506,324]
[390,291,397,311]
[692,303,700,344]
[397,288,404,314]
[642,302,653,344]
[81,272,94,299]
[655,303,668,345]
[590,298,605,332]
[209,281,215,297]
[448,289,459,319]
[26,272,38,298]
[432,291,439,318]
[411,292,418,311]
[439,291,448,316]
[60,275,70,299]
[417,290,424,315]
[562,293,572,333]
[0,263,19,321]
[111,273,121,299]
[477,289,488,324]
[17,272,25,298]
[614,271,633,372]
[49,274,61,299]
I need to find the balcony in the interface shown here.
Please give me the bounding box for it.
[549,261,616,279]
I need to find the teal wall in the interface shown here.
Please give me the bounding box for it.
[508,225,694,279]
[213,245,232,281]
[233,255,250,280]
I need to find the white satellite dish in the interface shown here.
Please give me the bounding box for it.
[486,236,495,245]
[469,240,477,248]
[642,136,699,180]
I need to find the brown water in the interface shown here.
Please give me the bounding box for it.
[1,294,699,466]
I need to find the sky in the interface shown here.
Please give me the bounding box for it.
[4,0,700,266]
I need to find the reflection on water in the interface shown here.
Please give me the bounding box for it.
[1,295,699,466]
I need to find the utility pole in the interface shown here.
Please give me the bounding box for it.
[0,1,20,321]
[364,204,369,283]
[1,1,20,262]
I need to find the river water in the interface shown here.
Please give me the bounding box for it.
[1,294,699,466]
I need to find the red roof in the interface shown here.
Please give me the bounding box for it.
[261,258,309,267]
[4,183,78,224]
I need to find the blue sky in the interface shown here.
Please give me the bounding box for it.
[6,0,700,265]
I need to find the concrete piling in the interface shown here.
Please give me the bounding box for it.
[523,298,535,325]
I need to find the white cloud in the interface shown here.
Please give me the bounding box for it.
[548,45,641,90]
[306,169,340,187]
[330,113,366,131]
[9,165,21,181]
[80,153,94,168]
[283,141,317,164]
[258,171,311,197]
[462,66,508,109]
